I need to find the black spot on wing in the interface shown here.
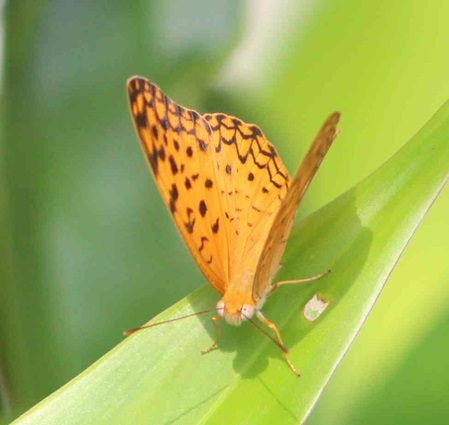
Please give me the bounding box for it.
[169,184,179,213]
[199,236,208,252]
[169,155,178,175]
[212,218,219,234]
[185,219,195,234]
[158,145,165,161]
[151,125,158,139]
[136,113,147,128]
[147,143,159,176]
[199,200,207,217]
[198,139,207,152]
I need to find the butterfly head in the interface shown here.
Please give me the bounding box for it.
[216,299,256,326]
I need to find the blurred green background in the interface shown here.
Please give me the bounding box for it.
[1,0,448,424]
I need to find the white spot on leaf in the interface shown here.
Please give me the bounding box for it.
[303,294,330,322]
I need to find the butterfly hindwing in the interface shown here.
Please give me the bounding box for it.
[203,113,290,290]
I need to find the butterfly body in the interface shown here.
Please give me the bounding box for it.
[218,272,258,326]
[127,76,340,374]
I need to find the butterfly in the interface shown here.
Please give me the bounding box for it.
[126,76,340,375]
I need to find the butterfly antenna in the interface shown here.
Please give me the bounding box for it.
[243,314,288,353]
[123,308,219,336]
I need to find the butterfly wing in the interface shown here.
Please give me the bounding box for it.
[203,113,291,289]
[252,112,340,300]
[127,77,291,296]
[127,77,231,293]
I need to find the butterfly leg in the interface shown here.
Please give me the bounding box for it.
[267,269,330,297]
[256,311,300,377]
[201,315,221,355]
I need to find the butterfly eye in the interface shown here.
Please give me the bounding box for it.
[240,304,255,320]
[216,299,225,317]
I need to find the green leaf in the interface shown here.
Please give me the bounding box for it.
[12,101,449,425]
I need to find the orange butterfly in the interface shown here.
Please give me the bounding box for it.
[126,76,340,375]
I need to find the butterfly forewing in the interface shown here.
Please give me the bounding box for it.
[128,78,230,293]
[253,112,340,300]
